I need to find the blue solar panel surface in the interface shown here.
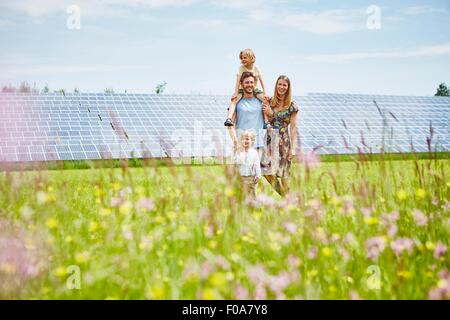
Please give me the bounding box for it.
[0,92,448,162]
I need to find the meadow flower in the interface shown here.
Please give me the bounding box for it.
[109,197,122,208]
[387,224,398,238]
[99,207,112,217]
[338,247,350,262]
[204,224,215,238]
[390,237,414,256]
[248,194,277,209]
[200,261,214,279]
[254,283,267,300]
[321,247,332,257]
[413,209,428,226]
[247,265,269,285]
[381,211,400,226]
[415,188,426,199]
[209,272,227,288]
[349,290,362,300]
[364,216,379,226]
[331,234,340,242]
[215,255,231,270]
[396,189,408,201]
[284,221,297,234]
[45,218,58,230]
[122,230,133,241]
[365,236,387,260]
[297,150,320,169]
[303,199,324,222]
[53,266,67,278]
[139,236,152,251]
[20,206,34,220]
[425,241,436,251]
[0,225,48,288]
[434,242,448,259]
[361,207,373,217]
[36,191,49,205]
[342,200,356,215]
[428,269,450,300]
[119,201,133,215]
[199,208,211,220]
[345,232,356,245]
[234,284,249,300]
[313,227,328,244]
[136,197,155,212]
[278,193,299,211]
[75,251,89,264]
[118,187,132,198]
[287,255,301,268]
[88,221,99,233]
[307,246,318,260]
[268,271,296,294]
[148,285,166,300]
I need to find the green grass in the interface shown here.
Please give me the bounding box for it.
[0,157,449,299]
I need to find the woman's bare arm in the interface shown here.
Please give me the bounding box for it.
[289,107,298,157]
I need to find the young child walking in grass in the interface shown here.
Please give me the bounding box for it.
[224,48,270,128]
[234,130,262,198]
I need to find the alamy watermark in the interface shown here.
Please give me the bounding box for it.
[367,5,382,30]
[366,265,381,290]
[66,5,81,30]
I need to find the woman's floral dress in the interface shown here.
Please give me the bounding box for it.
[263,100,299,179]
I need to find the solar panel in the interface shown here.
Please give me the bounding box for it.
[0,92,448,163]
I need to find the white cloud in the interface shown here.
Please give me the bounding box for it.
[211,0,264,10]
[0,19,13,28]
[246,8,364,34]
[280,9,364,34]
[401,5,446,16]
[1,63,152,77]
[184,19,226,28]
[0,0,200,18]
[300,43,450,63]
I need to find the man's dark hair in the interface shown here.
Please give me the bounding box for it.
[240,71,256,84]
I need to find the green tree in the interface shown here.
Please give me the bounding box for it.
[104,88,115,94]
[19,81,31,93]
[55,88,66,96]
[435,83,449,96]
[155,81,167,94]
[1,84,16,93]
[42,84,50,93]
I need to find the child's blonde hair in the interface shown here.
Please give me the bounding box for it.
[239,130,256,149]
[239,48,256,65]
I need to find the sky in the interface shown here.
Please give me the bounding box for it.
[0,0,449,96]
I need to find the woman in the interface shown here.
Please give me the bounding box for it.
[262,75,299,196]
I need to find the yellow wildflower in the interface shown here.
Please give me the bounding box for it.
[415,188,426,199]
[46,218,58,229]
[396,190,408,201]
[202,288,218,300]
[99,208,112,217]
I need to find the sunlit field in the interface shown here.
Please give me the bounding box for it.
[0,156,449,299]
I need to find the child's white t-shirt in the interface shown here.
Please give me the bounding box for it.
[237,64,263,90]
[234,148,262,178]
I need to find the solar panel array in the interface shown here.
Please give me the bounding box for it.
[0,92,448,162]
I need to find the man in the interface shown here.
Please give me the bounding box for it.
[227,72,266,152]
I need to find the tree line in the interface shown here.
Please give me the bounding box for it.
[1,81,448,96]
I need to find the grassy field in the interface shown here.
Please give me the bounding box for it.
[0,156,449,299]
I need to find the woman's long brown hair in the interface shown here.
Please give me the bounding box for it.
[270,75,292,109]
